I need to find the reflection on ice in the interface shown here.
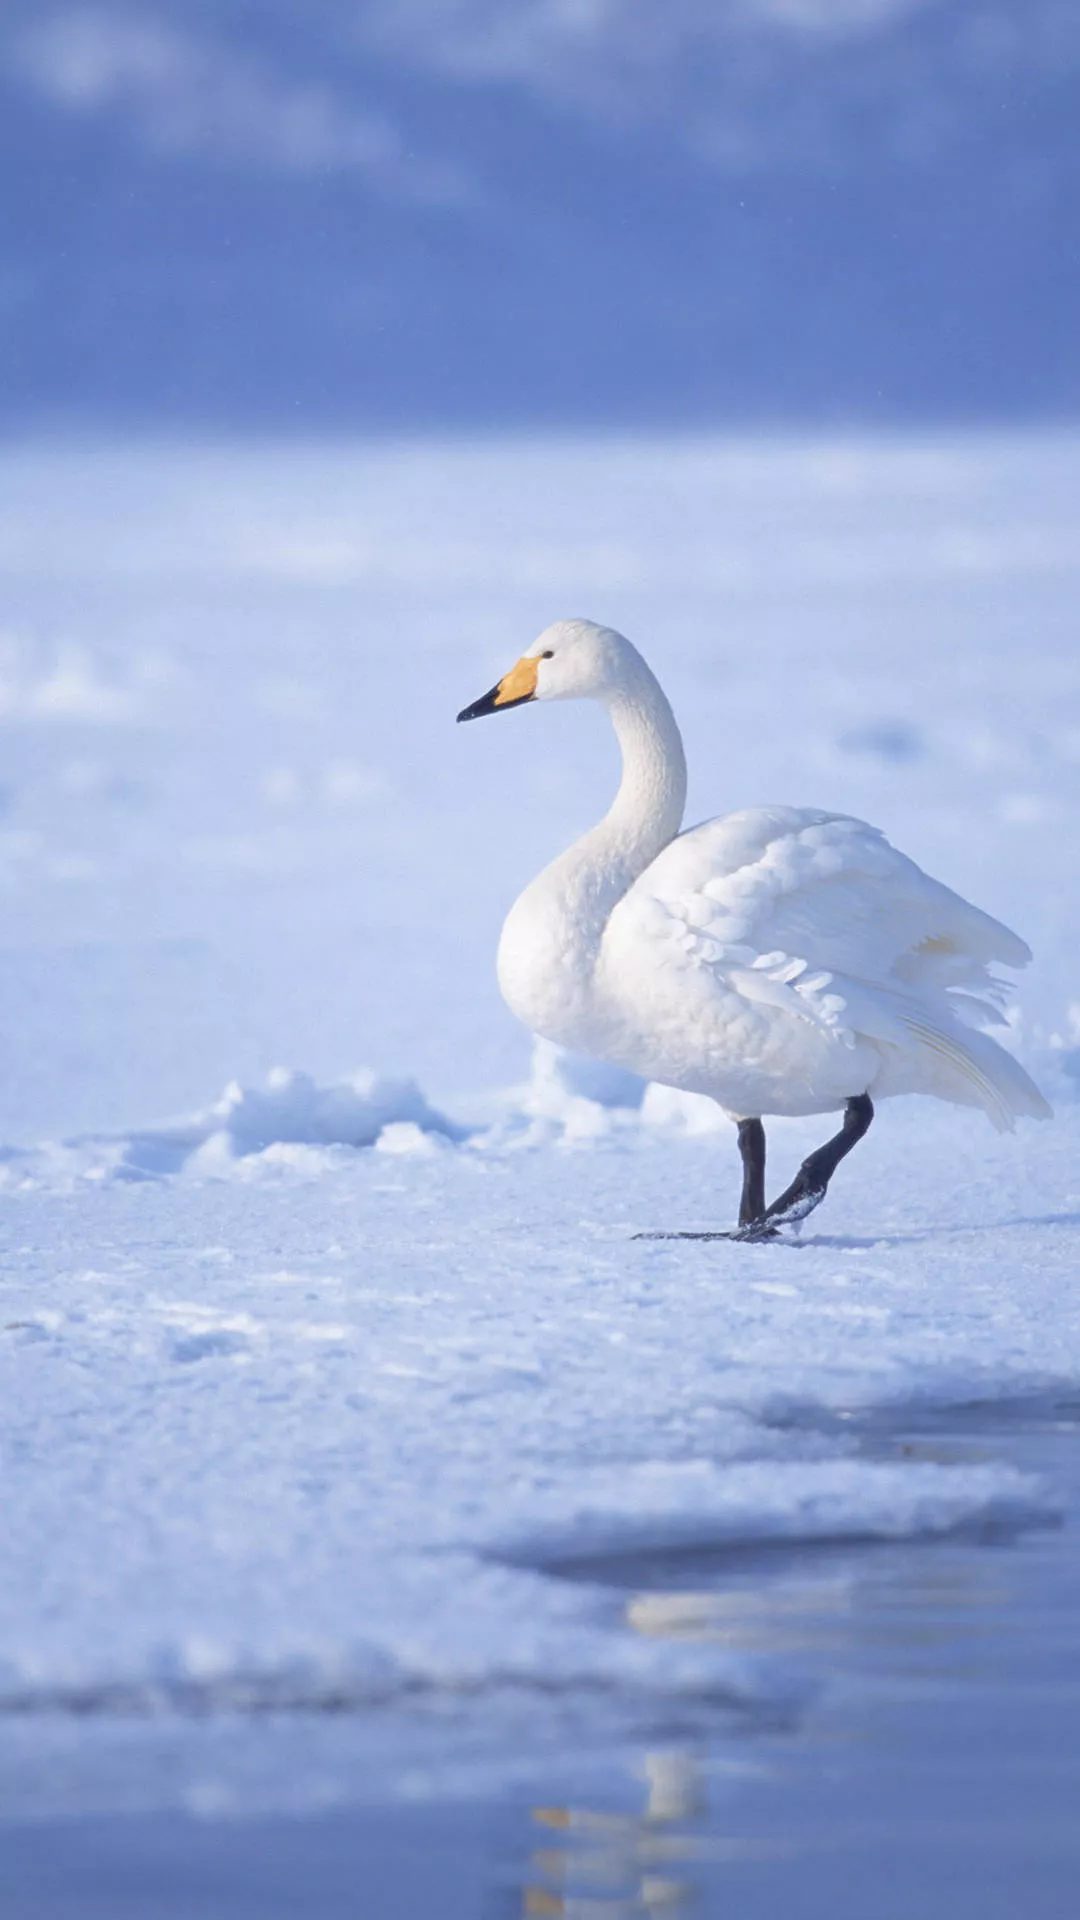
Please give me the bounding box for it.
[625,1555,1014,1660]
[526,1753,714,1917]
[628,1581,857,1646]
[515,1414,1079,1916]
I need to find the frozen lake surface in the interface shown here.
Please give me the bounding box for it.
[3,1403,1079,1917]
[0,432,1078,1911]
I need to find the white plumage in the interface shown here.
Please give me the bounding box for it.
[601,803,1044,1131]
[460,618,1048,1232]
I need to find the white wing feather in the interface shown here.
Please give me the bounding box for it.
[621,806,1049,1129]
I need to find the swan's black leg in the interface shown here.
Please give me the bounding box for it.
[760,1094,874,1231]
[737,1118,766,1228]
[632,1107,871,1245]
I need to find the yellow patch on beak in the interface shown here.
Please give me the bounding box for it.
[494,655,540,706]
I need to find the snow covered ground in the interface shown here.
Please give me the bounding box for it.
[0,431,1078,1820]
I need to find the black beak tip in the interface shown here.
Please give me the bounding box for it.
[458,683,538,723]
[457,684,502,723]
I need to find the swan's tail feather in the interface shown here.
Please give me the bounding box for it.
[900,1013,1052,1132]
[835,974,1051,1130]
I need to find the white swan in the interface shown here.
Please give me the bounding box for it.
[459,619,1050,1240]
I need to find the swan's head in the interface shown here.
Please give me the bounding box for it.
[457,619,639,722]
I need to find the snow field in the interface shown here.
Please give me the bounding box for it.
[0,432,1077,1811]
[0,1053,1074,1764]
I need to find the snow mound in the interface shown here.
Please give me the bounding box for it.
[519,1039,646,1135]
[187,1069,462,1159]
[639,1083,729,1133]
[486,1457,1056,1570]
[495,1040,670,1145]
[530,1041,648,1114]
[0,1550,780,1724]
[496,1041,734,1143]
[0,1068,462,1187]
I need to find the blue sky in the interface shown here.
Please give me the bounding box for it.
[3,1,1078,427]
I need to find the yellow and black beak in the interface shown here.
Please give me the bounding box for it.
[457,655,539,722]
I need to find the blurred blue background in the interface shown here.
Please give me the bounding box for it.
[3,0,1078,431]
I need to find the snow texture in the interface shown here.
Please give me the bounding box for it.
[0,432,1077,1815]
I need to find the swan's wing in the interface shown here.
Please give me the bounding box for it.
[635,806,1030,988]
[612,807,1048,1128]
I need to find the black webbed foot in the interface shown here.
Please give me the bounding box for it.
[632,1223,782,1242]
[759,1096,873,1230]
[759,1175,828,1229]
[633,1230,735,1242]
[725,1219,783,1243]
[632,1095,873,1245]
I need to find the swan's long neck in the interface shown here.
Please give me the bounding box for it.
[498,660,687,1043]
[577,669,688,917]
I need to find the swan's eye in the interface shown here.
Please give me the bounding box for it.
[540,649,554,659]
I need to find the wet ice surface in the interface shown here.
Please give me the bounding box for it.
[0,434,1078,1912]
[2,1405,1079,1918]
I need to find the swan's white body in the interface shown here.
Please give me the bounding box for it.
[477,621,1049,1131]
